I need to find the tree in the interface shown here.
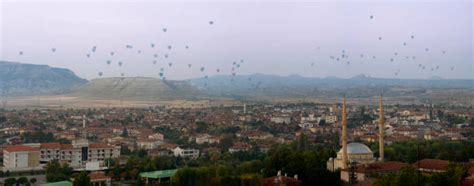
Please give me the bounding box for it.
[318,119,327,126]
[218,135,234,151]
[45,160,72,182]
[73,171,92,186]
[430,164,464,186]
[195,121,209,133]
[30,178,37,185]
[3,177,16,186]
[17,177,29,185]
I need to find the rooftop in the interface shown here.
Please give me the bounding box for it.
[338,142,373,154]
[139,169,178,179]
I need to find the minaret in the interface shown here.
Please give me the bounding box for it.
[379,95,385,161]
[82,114,86,128]
[342,95,348,169]
[82,114,87,139]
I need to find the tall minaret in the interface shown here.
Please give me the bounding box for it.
[82,114,87,139]
[378,95,385,161]
[342,95,348,169]
[82,114,86,128]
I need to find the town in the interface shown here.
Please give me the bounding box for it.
[0,96,472,185]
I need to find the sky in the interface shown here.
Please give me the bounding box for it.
[0,0,472,80]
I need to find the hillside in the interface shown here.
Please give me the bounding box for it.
[69,77,204,100]
[190,74,474,98]
[0,61,87,96]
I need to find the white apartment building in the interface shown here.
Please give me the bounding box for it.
[325,115,338,124]
[3,145,41,172]
[3,140,120,171]
[172,147,200,159]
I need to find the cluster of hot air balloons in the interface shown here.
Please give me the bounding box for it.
[13,14,459,84]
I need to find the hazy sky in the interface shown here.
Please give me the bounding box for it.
[0,0,472,80]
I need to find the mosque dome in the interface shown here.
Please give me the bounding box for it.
[338,142,373,154]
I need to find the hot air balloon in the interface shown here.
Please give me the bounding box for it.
[107,60,112,65]
[165,54,169,58]
[378,37,382,40]
[370,15,374,19]
[163,28,167,32]
[154,54,158,58]
[200,67,205,72]
[411,35,415,39]
[151,43,155,48]
[98,72,103,77]
[19,51,24,55]
[118,61,123,66]
[209,21,214,25]
[110,52,114,56]
[188,64,192,68]
[51,48,56,53]
[86,54,91,58]
[168,62,173,67]
[216,69,220,72]
[153,60,157,65]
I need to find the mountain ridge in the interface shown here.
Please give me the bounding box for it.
[0,61,87,96]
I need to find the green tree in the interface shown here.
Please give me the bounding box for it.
[45,160,72,182]
[73,171,92,186]
[30,178,37,185]
[218,135,234,151]
[17,177,29,185]
[430,164,464,186]
[3,177,16,186]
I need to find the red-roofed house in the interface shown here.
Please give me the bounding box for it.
[413,159,450,173]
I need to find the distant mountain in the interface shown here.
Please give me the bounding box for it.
[69,77,204,100]
[190,74,474,98]
[0,61,87,96]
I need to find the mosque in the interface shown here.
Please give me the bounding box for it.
[327,95,385,172]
